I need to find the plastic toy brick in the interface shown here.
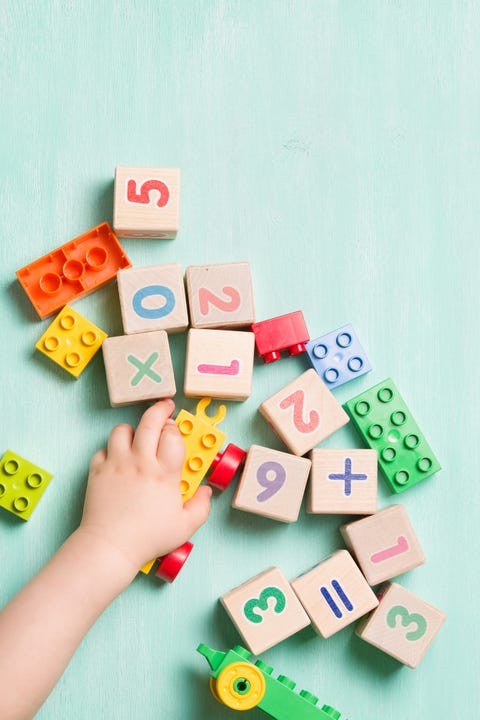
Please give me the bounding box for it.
[186,262,255,329]
[113,166,180,239]
[198,643,344,719]
[220,566,310,655]
[307,448,377,515]
[291,550,379,638]
[251,311,310,363]
[35,305,107,378]
[117,263,188,335]
[155,541,194,583]
[305,324,371,389]
[0,450,53,520]
[259,369,349,456]
[356,582,446,668]
[16,222,131,319]
[208,443,246,491]
[340,504,426,586]
[175,398,227,502]
[344,378,441,493]
[232,445,311,523]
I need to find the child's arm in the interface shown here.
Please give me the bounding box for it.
[0,399,211,720]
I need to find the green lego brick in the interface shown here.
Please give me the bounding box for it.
[344,378,441,494]
[197,643,343,720]
[0,450,53,520]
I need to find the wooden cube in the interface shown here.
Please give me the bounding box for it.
[220,566,310,654]
[186,262,255,329]
[102,330,176,407]
[117,263,188,335]
[113,166,180,238]
[307,449,377,515]
[356,582,446,668]
[340,504,426,586]
[232,445,311,523]
[291,550,379,638]
[184,328,255,401]
[259,369,349,456]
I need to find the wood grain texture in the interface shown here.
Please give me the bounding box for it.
[0,1,478,718]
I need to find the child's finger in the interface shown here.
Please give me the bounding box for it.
[107,424,134,457]
[157,419,185,473]
[182,485,212,534]
[132,399,175,457]
[89,448,107,471]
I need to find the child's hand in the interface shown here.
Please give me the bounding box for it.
[79,399,212,576]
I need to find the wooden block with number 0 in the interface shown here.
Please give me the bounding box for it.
[186,262,255,328]
[356,582,446,668]
[220,566,310,655]
[259,369,349,456]
[232,445,311,522]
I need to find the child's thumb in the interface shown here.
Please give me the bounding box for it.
[183,485,212,534]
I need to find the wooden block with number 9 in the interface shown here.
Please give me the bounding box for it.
[232,445,311,522]
[220,566,310,655]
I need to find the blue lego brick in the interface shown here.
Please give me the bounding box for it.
[305,324,371,389]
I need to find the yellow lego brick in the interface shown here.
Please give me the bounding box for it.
[0,450,53,520]
[35,305,108,378]
[140,558,157,575]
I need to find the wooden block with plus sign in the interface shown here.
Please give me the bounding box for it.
[259,369,349,456]
[186,261,255,329]
[113,166,180,239]
[102,330,176,407]
[232,445,311,523]
[184,328,255,401]
[291,550,379,638]
[117,263,188,334]
[356,582,446,668]
[340,504,426,586]
[220,566,310,655]
[307,448,377,515]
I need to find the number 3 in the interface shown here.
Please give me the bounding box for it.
[243,587,286,624]
[386,604,427,641]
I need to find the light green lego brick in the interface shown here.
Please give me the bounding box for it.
[0,450,53,520]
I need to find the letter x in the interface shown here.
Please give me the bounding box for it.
[128,352,162,386]
[328,457,367,496]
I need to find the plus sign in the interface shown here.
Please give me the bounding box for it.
[328,457,367,496]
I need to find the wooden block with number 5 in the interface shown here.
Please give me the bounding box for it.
[186,262,255,329]
[259,369,349,456]
[220,566,310,655]
[232,445,311,522]
[184,328,255,401]
[356,582,446,668]
[340,504,426,586]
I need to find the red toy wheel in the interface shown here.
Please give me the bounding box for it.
[209,444,246,491]
[155,541,194,583]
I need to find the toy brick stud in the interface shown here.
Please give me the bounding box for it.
[35,305,107,378]
[259,369,349,456]
[356,582,446,668]
[251,311,310,363]
[306,324,372,389]
[186,262,255,329]
[208,444,246,491]
[291,550,379,638]
[340,504,426,586]
[232,445,312,523]
[0,450,53,520]
[113,166,180,239]
[220,566,310,655]
[155,541,194,583]
[117,263,188,334]
[307,448,377,515]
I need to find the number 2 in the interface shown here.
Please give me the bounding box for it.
[386,604,427,641]
[279,389,320,433]
[243,586,286,624]
[256,461,286,502]
[199,286,241,315]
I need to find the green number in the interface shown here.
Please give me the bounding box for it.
[386,604,427,641]
[243,586,286,624]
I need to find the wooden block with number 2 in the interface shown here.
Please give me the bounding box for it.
[186,262,255,329]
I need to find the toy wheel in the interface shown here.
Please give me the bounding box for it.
[209,677,222,704]
[209,444,246,491]
[155,541,193,583]
[215,661,266,710]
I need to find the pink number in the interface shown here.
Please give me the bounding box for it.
[127,179,170,208]
[197,359,240,376]
[370,535,409,564]
[199,286,241,315]
[279,389,320,433]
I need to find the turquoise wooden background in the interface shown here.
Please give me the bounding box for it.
[1,2,478,718]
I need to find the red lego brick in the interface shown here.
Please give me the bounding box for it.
[16,222,131,318]
[251,311,310,363]
[208,443,246,491]
[155,541,194,583]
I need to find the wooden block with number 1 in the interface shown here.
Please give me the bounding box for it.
[186,261,255,329]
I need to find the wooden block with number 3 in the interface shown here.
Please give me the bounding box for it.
[307,448,377,515]
[232,445,311,522]
[356,582,446,668]
[184,328,255,401]
[220,566,310,655]
[340,504,426,586]
[259,369,349,456]
[186,262,255,329]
